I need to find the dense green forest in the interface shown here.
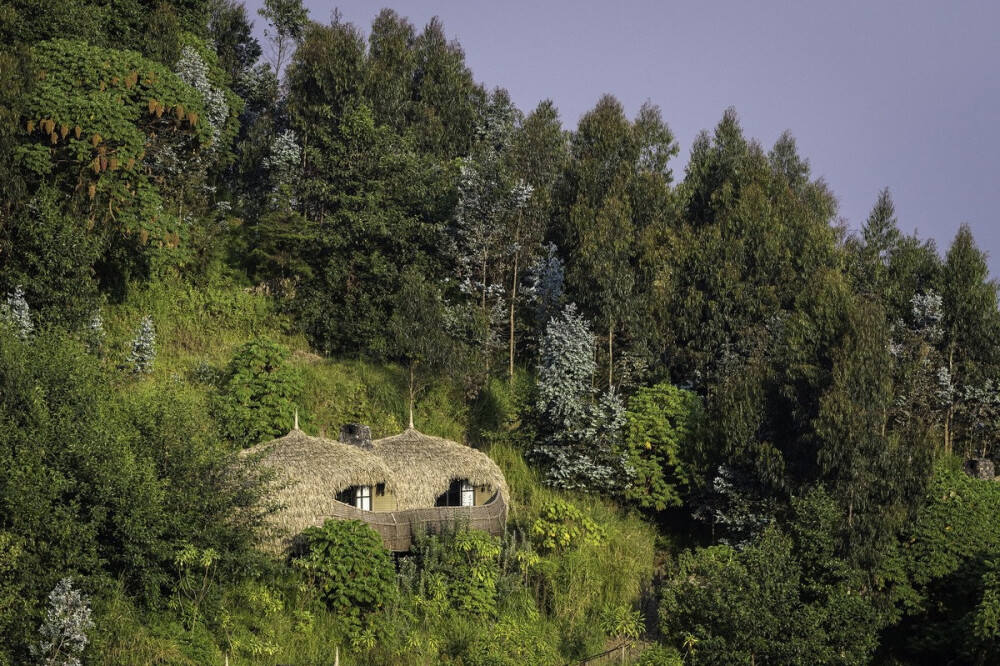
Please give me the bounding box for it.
[3,1,1000,664]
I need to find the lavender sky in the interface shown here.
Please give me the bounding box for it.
[246,1,1000,277]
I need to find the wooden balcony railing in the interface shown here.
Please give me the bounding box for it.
[320,492,508,552]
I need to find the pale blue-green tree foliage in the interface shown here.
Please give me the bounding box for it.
[85,311,104,354]
[537,304,594,441]
[451,92,531,324]
[691,464,777,548]
[262,129,301,189]
[0,286,33,340]
[31,578,94,666]
[911,289,944,343]
[128,315,156,375]
[175,45,229,150]
[533,304,628,492]
[525,243,565,330]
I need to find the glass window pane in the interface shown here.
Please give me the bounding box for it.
[356,485,371,511]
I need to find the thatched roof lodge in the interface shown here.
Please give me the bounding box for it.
[374,428,510,510]
[253,423,509,552]
[244,426,397,551]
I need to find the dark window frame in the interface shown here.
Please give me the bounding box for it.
[435,479,475,507]
[337,484,373,511]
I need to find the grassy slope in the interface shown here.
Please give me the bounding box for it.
[95,276,658,665]
[105,275,465,441]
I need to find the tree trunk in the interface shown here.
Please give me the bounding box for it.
[945,347,955,456]
[509,252,519,386]
[408,360,416,429]
[482,251,490,378]
[482,252,488,312]
[608,320,614,391]
[944,406,952,457]
[593,335,598,392]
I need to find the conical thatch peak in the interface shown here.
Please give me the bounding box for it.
[372,429,509,510]
[247,429,397,548]
[248,429,395,494]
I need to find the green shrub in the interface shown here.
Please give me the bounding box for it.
[660,524,882,665]
[0,531,27,666]
[296,520,396,632]
[450,530,503,615]
[169,545,219,631]
[888,457,1000,662]
[410,528,503,616]
[623,381,704,510]
[0,325,272,665]
[463,608,561,666]
[635,644,684,666]
[122,380,273,595]
[599,603,643,657]
[0,188,103,330]
[216,337,303,447]
[531,499,607,553]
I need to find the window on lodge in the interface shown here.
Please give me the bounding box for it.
[435,479,475,507]
[336,484,382,511]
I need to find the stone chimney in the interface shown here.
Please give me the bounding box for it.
[964,458,996,480]
[339,423,373,451]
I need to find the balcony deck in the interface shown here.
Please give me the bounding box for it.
[320,492,508,552]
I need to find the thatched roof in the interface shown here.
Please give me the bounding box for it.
[372,428,510,510]
[247,428,396,542]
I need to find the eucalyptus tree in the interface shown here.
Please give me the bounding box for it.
[287,101,447,354]
[365,9,417,134]
[207,0,273,216]
[503,100,566,380]
[389,267,466,429]
[846,188,941,323]
[525,243,565,332]
[209,0,262,86]
[666,111,837,393]
[409,17,484,158]
[273,12,498,356]
[451,90,522,374]
[554,95,676,390]
[258,0,308,77]
[286,17,367,203]
[701,249,936,571]
[844,191,947,468]
[888,290,947,440]
[812,300,933,568]
[451,89,565,382]
[938,224,1000,456]
[846,188,901,302]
